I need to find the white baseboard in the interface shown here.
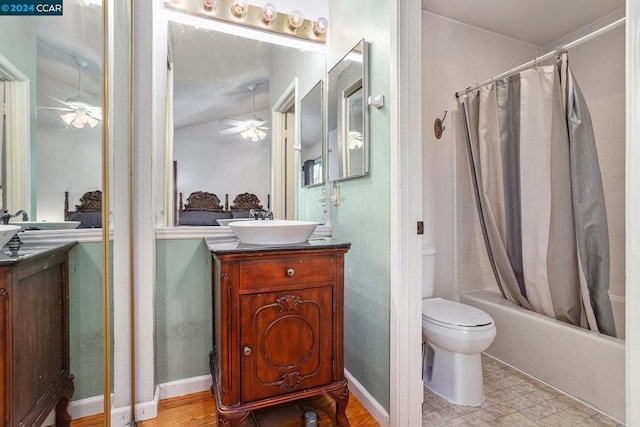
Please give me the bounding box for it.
[68,388,159,426]
[69,373,386,426]
[345,369,390,426]
[69,377,211,424]
[158,375,212,400]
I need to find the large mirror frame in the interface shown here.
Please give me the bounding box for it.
[300,80,325,188]
[164,18,327,227]
[328,39,369,182]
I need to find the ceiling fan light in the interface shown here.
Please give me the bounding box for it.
[87,115,100,128]
[61,112,76,125]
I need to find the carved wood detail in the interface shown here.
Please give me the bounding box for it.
[230,192,263,212]
[182,191,225,212]
[276,295,301,312]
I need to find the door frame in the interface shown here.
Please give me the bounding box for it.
[271,79,299,220]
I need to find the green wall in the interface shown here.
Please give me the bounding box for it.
[329,0,392,411]
[155,239,212,383]
[68,242,105,400]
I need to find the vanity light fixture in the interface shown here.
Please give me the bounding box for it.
[230,0,248,18]
[288,10,304,30]
[164,0,326,43]
[261,3,277,24]
[313,17,328,35]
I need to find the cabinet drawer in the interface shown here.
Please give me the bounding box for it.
[239,255,335,289]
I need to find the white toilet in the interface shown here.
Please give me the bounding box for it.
[422,246,496,406]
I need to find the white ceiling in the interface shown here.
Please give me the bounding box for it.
[421,0,625,46]
[170,21,273,129]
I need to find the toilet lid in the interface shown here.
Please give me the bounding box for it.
[422,298,493,328]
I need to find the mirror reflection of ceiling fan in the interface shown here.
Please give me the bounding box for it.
[39,56,102,128]
[218,84,269,142]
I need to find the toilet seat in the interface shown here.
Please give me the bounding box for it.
[422,298,494,332]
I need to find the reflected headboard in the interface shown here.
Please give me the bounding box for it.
[178,191,231,226]
[229,192,269,218]
[180,191,225,212]
[64,190,102,228]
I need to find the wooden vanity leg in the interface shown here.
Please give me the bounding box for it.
[55,377,74,427]
[328,384,351,426]
[217,411,251,426]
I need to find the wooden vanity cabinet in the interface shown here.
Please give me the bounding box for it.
[210,241,351,426]
[0,242,75,427]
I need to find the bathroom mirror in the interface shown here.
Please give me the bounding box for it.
[300,80,324,187]
[0,0,111,417]
[328,39,369,181]
[0,1,103,223]
[167,21,326,225]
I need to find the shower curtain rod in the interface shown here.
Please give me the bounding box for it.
[454,17,626,98]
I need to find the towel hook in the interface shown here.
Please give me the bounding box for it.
[434,110,448,139]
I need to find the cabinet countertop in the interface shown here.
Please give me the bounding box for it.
[208,237,351,255]
[0,240,78,267]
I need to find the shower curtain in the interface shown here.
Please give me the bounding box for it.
[458,54,616,337]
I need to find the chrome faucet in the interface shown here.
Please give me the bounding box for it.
[249,208,274,220]
[1,209,29,225]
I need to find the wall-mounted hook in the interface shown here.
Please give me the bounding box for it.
[434,110,448,139]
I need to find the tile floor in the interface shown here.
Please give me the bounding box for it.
[422,355,624,427]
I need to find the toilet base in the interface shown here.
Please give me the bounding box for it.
[423,343,485,406]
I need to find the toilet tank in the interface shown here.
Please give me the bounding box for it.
[423,245,437,299]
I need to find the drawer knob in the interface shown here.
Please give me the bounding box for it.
[243,346,252,356]
[286,268,295,277]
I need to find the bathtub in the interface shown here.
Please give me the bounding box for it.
[460,289,625,423]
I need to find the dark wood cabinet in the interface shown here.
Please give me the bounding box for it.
[210,240,350,426]
[0,242,75,427]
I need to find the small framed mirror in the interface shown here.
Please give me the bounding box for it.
[300,80,324,187]
[328,39,368,181]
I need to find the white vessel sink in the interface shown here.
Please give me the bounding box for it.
[229,220,319,245]
[0,225,21,248]
[12,221,81,231]
[216,218,255,227]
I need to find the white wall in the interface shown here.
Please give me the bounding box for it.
[36,74,102,221]
[421,12,540,300]
[173,109,271,208]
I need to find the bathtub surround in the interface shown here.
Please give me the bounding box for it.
[458,54,616,336]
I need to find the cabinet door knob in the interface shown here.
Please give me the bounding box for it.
[243,346,252,356]
[286,268,295,277]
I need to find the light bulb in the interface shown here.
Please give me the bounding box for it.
[261,3,277,23]
[202,0,214,10]
[231,0,248,17]
[288,10,303,29]
[314,17,328,35]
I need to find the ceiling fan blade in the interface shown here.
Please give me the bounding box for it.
[38,106,74,112]
[221,118,247,127]
[87,110,102,121]
[47,96,74,108]
[218,127,245,136]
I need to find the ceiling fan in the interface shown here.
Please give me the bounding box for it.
[218,84,269,142]
[39,57,102,128]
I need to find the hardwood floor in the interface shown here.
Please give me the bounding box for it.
[71,391,380,426]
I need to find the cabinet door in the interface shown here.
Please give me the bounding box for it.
[240,287,333,402]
